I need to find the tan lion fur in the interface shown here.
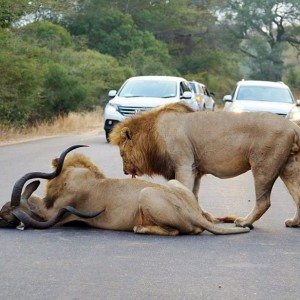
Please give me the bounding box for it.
[110,102,194,179]
[23,153,249,235]
[110,102,300,228]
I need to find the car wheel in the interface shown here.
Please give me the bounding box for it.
[105,131,110,143]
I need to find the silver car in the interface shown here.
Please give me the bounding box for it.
[223,80,300,120]
[189,81,215,111]
[104,76,199,142]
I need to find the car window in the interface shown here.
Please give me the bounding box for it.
[236,86,293,103]
[203,87,209,96]
[180,81,191,95]
[189,82,197,93]
[119,80,177,98]
[182,81,191,92]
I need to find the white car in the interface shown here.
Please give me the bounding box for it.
[104,76,199,141]
[189,81,215,111]
[223,80,300,120]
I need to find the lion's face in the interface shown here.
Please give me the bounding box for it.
[119,141,143,178]
[117,127,144,178]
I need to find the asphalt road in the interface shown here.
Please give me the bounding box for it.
[0,131,299,300]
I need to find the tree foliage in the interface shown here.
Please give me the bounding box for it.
[220,0,300,80]
[20,21,73,49]
[0,0,28,28]
[65,1,171,63]
[0,0,299,128]
[41,64,87,117]
[0,26,131,126]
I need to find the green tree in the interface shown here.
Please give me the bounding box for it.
[123,49,178,76]
[284,67,300,93]
[20,21,73,50]
[0,26,132,127]
[66,2,170,60]
[0,29,45,126]
[220,0,300,80]
[54,48,133,106]
[41,64,87,117]
[0,0,28,28]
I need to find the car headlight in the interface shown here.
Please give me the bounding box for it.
[107,102,119,110]
[289,111,300,120]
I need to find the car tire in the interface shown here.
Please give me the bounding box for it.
[105,131,110,143]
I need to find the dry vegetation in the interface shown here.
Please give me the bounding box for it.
[0,107,103,145]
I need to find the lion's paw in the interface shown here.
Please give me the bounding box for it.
[133,225,146,233]
[234,218,254,230]
[285,219,300,227]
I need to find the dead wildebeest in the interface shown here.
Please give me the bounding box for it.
[0,145,102,229]
[0,145,249,235]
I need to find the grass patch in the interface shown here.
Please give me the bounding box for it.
[0,107,103,145]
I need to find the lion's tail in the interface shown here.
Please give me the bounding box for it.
[193,215,250,235]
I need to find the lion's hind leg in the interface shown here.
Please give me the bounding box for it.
[235,131,297,228]
[280,156,300,227]
[167,180,236,225]
[135,186,200,236]
[133,225,179,236]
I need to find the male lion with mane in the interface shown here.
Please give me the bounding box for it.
[110,102,300,229]
[0,145,249,235]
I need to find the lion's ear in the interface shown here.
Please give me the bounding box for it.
[121,127,132,140]
[51,158,59,168]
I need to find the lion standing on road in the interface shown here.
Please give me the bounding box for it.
[110,103,300,229]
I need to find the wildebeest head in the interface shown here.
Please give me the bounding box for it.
[0,180,41,227]
[0,145,88,228]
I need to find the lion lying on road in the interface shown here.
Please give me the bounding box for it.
[0,146,249,235]
[110,103,300,228]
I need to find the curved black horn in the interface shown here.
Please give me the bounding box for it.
[10,145,88,207]
[12,206,104,229]
[20,180,41,205]
[0,218,17,228]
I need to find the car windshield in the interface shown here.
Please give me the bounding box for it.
[236,86,293,103]
[119,80,177,98]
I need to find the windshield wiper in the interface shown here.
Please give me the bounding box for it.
[162,95,175,98]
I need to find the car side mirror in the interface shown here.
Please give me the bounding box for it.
[181,91,192,99]
[108,90,117,98]
[223,95,232,102]
[296,99,300,106]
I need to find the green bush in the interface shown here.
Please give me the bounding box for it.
[0,28,133,127]
[41,64,87,118]
[54,49,133,107]
[123,49,178,76]
[0,32,43,126]
[284,67,300,96]
[20,21,73,50]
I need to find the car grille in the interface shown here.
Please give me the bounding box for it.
[118,106,152,117]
